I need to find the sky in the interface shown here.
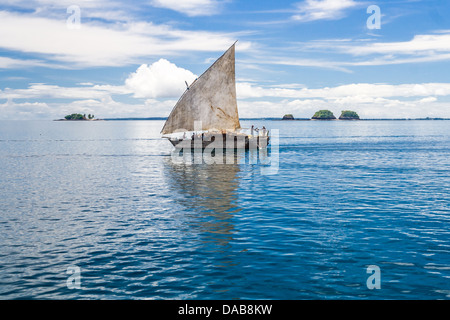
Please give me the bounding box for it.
[0,0,450,120]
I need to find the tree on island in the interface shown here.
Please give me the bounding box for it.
[65,113,85,120]
[64,113,95,120]
[282,114,295,120]
[339,110,360,120]
[312,110,336,120]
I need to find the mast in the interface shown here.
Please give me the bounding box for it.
[161,42,241,135]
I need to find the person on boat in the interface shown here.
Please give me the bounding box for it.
[261,126,267,136]
[251,125,254,136]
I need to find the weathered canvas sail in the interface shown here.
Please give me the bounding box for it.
[161,43,241,135]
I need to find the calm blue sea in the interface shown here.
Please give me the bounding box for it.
[0,120,449,300]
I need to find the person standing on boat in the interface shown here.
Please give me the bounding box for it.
[261,126,267,136]
[251,125,254,136]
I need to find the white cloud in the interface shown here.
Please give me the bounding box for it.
[0,10,246,68]
[57,96,178,119]
[418,97,437,104]
[125,59,198,98]
[263,57,353,72]
[347,33,450,56]
[0,57,58,69]
[237,96,450,119]
[0,83,129,100]
[0,58,198,101]
[237,82,450,100]
[150,0,221,16]
[276,32,450,69]
[0,59,198,119]
[0,11,149,67]
[292,0,360,22]
[4,77,450,100]
[235,81,450,119]
[2,60,450,120]
[0,95,175,120]
[3,94,447,120]
[2,0,133,22]
[0,100,52,120]
[144,98,179,116]
[58,95,152,119]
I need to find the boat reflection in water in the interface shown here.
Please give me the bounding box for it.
[162,153,245,269]
[169,142,277,176]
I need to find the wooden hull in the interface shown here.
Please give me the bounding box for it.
[168,133,269,150]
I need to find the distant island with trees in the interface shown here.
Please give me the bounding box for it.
[55,113,101,121]
[280,110,450,121]
[339,110,360,120]
[282,110,361,121]
[312,110,337,120]
[282,114,295,120]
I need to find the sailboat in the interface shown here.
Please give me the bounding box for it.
[161,42,269,150]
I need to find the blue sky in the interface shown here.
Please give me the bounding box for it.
[0,0,450,119]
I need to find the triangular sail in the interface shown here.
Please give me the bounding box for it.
[161,43,241,135]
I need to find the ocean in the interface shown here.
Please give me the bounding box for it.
[0,119,449,299]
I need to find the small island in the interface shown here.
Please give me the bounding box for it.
[312,110,336,120]
[56,113,100,121]
[282,114,295,120]
[66,113,95,120]
[339,110,360,120]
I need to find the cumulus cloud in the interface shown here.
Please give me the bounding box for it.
[125,59,198,99]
